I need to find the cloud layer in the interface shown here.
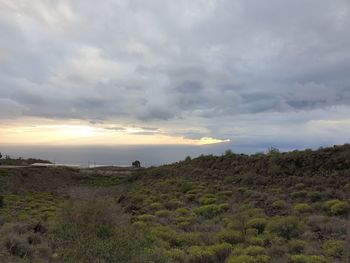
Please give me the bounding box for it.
[1,0,350,149]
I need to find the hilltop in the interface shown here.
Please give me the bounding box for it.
[0,145,349,262]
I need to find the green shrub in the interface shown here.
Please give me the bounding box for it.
[215,230,244,245]
[246,228,259,237]
[137,214,156,222]
[54,200,161,262]
[228,255,270,263]
[323,240,347,258]
[151,226,180,246]
[324,199,349,216]
[165,199,183,210]
[217,191,233,198]
[195,204,224,218]
[289,254,328,263]
[244,246,266,256]
[291,191,308,199]
[246,218,268,234]
[218,203,230,211]
[307,191,323,202]
[293,203,312,214]
[294,183,305,190]
[248,237,264,246]
[271,200,288,211]
[288,239,307,253]
[330,202,349,216]
[267,216,303,240]
[176,208,191,215]
[148,202,163,211]
[155,209,171,218]
[177,232,207,247]
[186,194,196,202]
[199,197,218,205]
[165,248,188,262]
[187,243,232,263]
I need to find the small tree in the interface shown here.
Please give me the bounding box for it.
[185,156,191,162]
[132,160,141,168]
[225,149,234,156]
[267,147,280,154]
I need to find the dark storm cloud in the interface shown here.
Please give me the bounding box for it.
[1,0,350,148]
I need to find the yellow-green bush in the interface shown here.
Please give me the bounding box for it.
[215,230,244,245]
[247,237,264,246]
[266,216,303,240]
[199,197,218,205]
[155,209,171,218]
[246,218,268,234]
[271,200,288,211]
[324,199,349,216]
[187,243,232,263]
[289,254,328,263]
[293,203,312,214]
[195,204,224,218]
[322,240,347,258]
[228,255,270,263]
[288,239,307,253]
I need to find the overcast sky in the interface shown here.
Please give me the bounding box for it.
[1,0,350,152]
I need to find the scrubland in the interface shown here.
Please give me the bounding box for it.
[0,145,349,262]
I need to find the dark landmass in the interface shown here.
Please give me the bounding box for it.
[0,145,349,262]
[0,156,51,166]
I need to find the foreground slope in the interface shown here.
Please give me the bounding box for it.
[0,145,349,262]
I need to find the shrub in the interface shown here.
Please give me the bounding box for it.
[266,216,303,240]
[291,190,308,199]
[186,194,196,202]
[177,232,207,247]
[293,203,312,214]
[322,240,347,258]
[137,214,156,222]
[195,204,224,218]
[225,149,234,156]
[188,243,232,263]
[217,191,233,198]
[188,246,213,263]
[151,226,180,246]
[246,218,268,234]
[248,237,264,246]
[176,208,191,215]
[215,230,244,245]
[155,209,171,218]
[218,203,230,211]
[288,239,307,253]
[246,228,259,237]
[289,254,328,263]
[148,202,163,211]
[228,255,270,263]
[244,246,266,256]
[199,197,218,205]
[307,191,323,202]
[54,200,160,262]
[271,200,288,211]
[165,248,188,262]
[166,199,183,210]
[330,202,349,216]
[324,199,349,216]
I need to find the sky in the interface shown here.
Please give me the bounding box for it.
[1,0,350,163]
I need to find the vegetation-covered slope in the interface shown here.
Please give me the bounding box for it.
[0,145,349,262]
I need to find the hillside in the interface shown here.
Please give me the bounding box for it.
[0,145,349,262]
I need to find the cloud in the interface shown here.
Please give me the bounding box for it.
[1,0,350,149]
